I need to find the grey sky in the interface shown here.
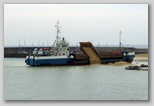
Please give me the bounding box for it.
[4,4,148,47]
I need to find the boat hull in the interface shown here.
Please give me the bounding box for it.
[25,56,90,66]
[25,51,135,66]
[101,53,135,64]
[25,55,134,66]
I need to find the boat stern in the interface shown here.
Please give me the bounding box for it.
[124,51,135,63]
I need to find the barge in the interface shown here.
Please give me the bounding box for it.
[25,21,135,66]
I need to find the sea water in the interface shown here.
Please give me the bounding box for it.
[4,58,148,100]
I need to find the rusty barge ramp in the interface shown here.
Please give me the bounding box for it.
[80,42,101,64]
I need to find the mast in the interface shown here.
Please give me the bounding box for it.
[24,39,26,52]
[18,40,20,52]
[119,31,122,51]
[47,39,49,46]
[55,20,61,45]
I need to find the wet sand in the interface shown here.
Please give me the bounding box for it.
[108,61,132,66]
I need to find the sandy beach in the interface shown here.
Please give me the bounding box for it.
[134,54,148,61]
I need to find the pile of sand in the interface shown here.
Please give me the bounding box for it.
[82,47,148,65]
[83,47,101,64]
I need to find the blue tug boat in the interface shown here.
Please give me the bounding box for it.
[25,21,135,66]
[25,21,90,66]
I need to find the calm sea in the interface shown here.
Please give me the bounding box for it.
[4,58,148,100]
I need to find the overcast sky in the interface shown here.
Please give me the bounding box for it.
[4,4,148,47]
